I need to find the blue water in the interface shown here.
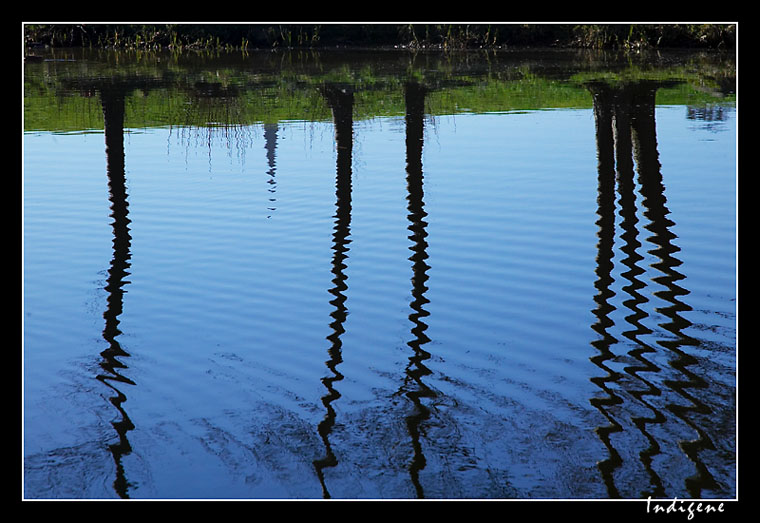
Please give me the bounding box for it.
[23,96,736,499]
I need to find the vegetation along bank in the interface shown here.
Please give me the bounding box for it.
[24,23,736,51]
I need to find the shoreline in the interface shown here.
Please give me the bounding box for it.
[23,23,737,52]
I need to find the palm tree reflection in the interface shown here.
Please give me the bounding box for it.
[586,80,718,498]
[313,84,354,499]
[97,87,135,499]
[632,88,718,497]
[587,82,625,497]
[399,81,434,499]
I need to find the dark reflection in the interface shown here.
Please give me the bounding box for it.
[96,87,135,499]
[633,92,718,498]
[616,124,667,498]
[615,84,669,499]
[263,123,278,217]
[587,83,625,498]
[400,81,435,499]
[313,84,354,499]
[586,80,718,499]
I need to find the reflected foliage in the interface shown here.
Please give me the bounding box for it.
[24,48,735,133]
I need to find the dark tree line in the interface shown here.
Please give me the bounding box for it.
[24,24,736,51]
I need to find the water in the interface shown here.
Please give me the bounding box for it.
[23,48,736,500]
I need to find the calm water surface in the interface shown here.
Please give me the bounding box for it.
[23,48,736,499]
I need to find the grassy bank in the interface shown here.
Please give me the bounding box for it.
[24,45,735,134]
[23,23,736,51]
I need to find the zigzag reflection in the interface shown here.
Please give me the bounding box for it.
[616,87,668,498]
[400,82,434,499]
[587,80,718,499]
[588,83,625,497]
[313,85,354,499]
[634,97,718,497]
[96,88,135,499]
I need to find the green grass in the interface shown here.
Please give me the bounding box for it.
[23,47,735,133]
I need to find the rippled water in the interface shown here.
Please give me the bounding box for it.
[23,48,736,500]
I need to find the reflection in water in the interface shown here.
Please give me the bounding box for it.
[400,82,434,499]
[96,88,135,499]
[587,81,719,498]
[313,85,354,499]
[23,51,734,499]
[588,83,625,498]
[263,123,278,217]
[633,93,719,498]
[687,105,730,132]
[615,98,667,499]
